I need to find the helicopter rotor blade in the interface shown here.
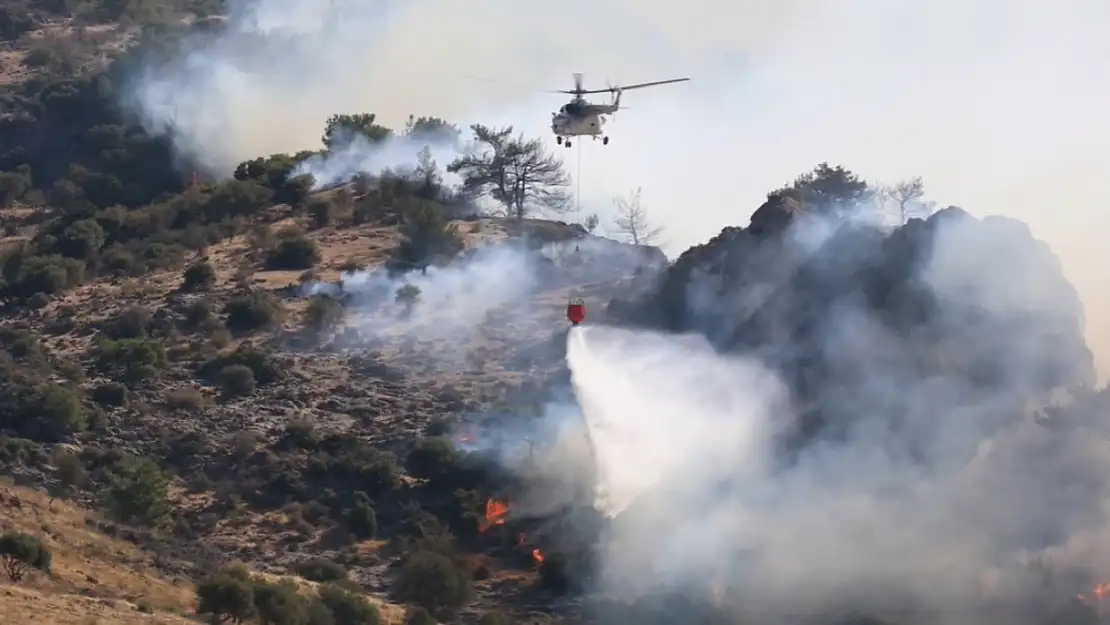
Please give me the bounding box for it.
[611,77,691,91]
[549,88,613,95]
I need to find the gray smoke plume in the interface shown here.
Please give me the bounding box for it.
[515,209,1108,624]
[119,0,1110,374]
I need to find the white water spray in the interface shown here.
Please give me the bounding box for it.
[565,325,783,518]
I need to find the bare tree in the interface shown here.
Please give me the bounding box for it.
[881,176,929,225]
[448,124,571,219]
[612,188,663,245]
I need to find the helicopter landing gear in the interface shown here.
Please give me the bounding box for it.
[564,139,572,147]
[603,136,609,145]
[556,136,563,145]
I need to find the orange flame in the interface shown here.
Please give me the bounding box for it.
[532,548,545,566]
[1077,581,1110,605]
[478,498,509,532]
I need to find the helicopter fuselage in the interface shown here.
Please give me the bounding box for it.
[551,100,618,145]
[538,73,688,147]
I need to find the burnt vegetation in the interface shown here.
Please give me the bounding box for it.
[0,3,1104,625]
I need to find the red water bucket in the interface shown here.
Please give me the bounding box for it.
[566,299,586,325]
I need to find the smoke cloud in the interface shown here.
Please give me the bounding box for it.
[116,2,1110,618]
[121,0,1110,375]
[305,243,543,354]
[523,210,1109,623]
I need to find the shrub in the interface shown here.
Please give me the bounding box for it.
[395,284,420,305]
[182,297,214,323]
[104,305,151,339]
[94,338,166,385]
[196,567,256,624]
[304,294,344,331]
[218,364,256,398]
[224,289,282,333]
[392,550,473,618]
[265,228,320,270]
[346,498,377,540]
[318,584,380,625]
[5,254,85,298]
[164,387,205,410]
[52,449,84,495]
[90,382,128,407]
[7,383,87,442]
[199,345,283,386]
[403,606,436,625]
[295,558,347,583]
[404,437,458,483]
[102,456,170,527]
[0,532,51,582]
[253,579,311,625]
[308,198,334,229]
[182,260,217,291]
[100,247,138,275]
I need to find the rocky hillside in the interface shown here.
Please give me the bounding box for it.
[1,3,1108,625]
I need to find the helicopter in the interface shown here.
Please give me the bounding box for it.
[549,73,690,147]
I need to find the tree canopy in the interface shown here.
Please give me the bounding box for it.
[448,124,571,219]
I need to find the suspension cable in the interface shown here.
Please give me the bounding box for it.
[576,140,582,213]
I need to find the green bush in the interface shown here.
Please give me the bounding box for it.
[265,228,320,270]
[346,497,377,540]
[224,289,283,333]
[305,294,344,331]
[253,579,312,625]
[395,284,420,305]
[392,550,473,618]
[199,344,283,386]
[404,437,458,483]
[104,305,152,339]
[403,606,436,625]
[102,455,170,527]
[0,532,51,582]
[0,381,87,442]
[90,382,128,407]
[94,338,166,385]
[218,364,256,398]
[309,198,334,229]
[295,558,347,583]
[3,254,85,298]
[182,260,217,291]
[196,567,256,624]
[318,584,380,625]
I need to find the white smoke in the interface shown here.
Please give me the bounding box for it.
[306,243,541,347]
[291,130,462,191]
[120,0,1110,376]
[563,322,1109,620]
[510,209,1107,623]
[567,326,782,518]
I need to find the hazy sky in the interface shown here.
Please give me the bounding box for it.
[126,0,1110,375]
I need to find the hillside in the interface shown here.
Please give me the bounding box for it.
[1,3,1109,625]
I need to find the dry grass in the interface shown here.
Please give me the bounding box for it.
[0,483,410,625]
[0,483,196,624]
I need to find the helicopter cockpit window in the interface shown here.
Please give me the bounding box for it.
[565,102,581,115]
